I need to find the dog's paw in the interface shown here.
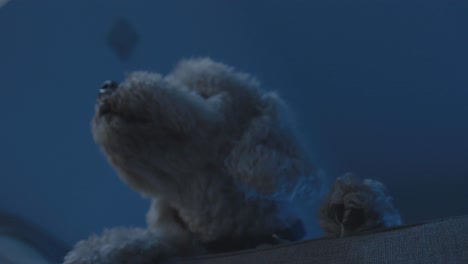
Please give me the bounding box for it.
[319,173,402,237]
[63,228,179,264]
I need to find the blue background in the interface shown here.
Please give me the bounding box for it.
[0,0,467,246]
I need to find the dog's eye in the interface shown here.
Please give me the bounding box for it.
[198,91,212,99]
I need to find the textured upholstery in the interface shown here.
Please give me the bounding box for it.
[172,216,468,264]
[1,213,466,263]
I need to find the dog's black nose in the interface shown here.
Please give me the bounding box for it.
[99,80,118,99]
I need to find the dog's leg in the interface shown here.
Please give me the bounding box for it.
[63,228,181,264]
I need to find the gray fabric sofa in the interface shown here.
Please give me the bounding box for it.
[0,213,466,263]
[171,216,468,264]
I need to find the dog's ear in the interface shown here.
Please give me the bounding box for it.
[225,93,324,200]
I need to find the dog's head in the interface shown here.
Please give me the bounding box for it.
[91,58,325,244]
[91,59,266,197]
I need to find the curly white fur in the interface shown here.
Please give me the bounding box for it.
[64,58,401,264]
[63,228,181,264]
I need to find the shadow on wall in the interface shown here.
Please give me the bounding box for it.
[0,211,69,263]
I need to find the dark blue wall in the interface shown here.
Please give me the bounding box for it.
[0,0,467,246]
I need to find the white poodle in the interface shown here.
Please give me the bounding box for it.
[64,58,401,264]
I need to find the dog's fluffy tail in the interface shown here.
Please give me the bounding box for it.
[319,174,402,237]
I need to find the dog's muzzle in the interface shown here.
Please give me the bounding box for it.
[98,80,119,100]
